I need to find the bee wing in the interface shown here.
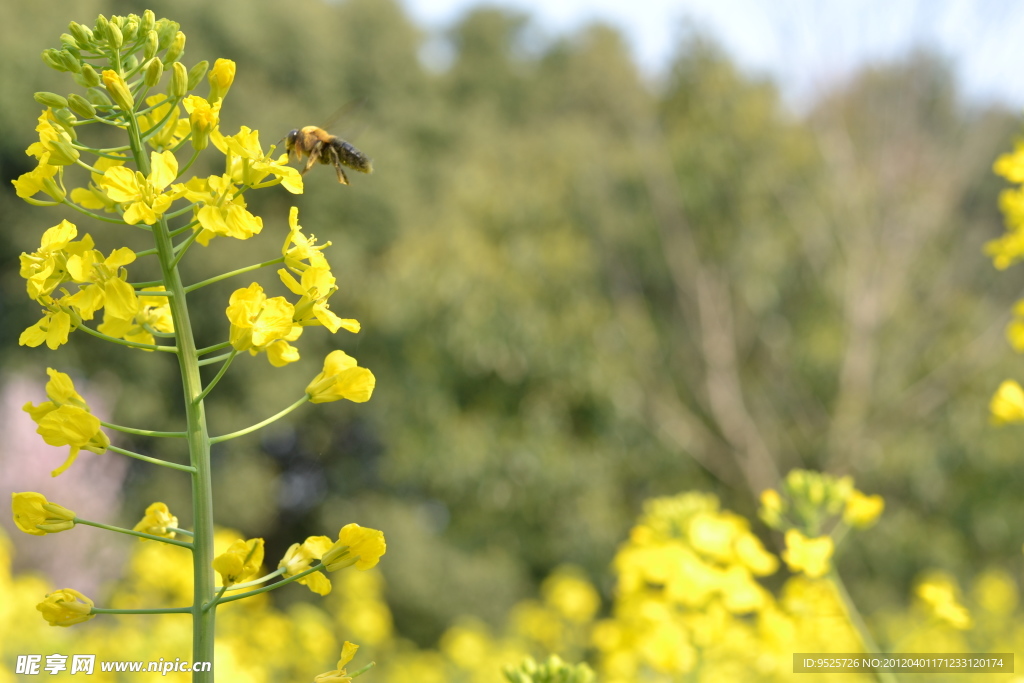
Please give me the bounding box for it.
[319,98,367,133]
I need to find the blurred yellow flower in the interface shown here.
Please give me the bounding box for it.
[990,379,1024,424]
[12,492,76,535]
[781,530,833,579]
[917,573,972,629]
[994,141,1024,183]
[843,490,884,528]
[37,588,95,627]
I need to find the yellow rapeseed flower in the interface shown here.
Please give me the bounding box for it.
[182,95,220,150]
[280,266,360,334]
[282,207,330,271]
[99,150,179,225]
[313,641,360,683]
[37,588,95,627]
[321,524,386,572]
[207,58,235,102]
[132,502,178,541]
[213,538,265,587]
[19,303,73,350]
[306,351,375,404]
[226,283,300,360]
[12,159,64,205]
[12,492,76,535]
[23,368,110,476]
[278,535,334,596]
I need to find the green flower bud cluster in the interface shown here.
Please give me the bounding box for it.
[38,10,203,121]
[504,656,595,683]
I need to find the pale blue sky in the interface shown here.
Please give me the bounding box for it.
[403,0,1024,109]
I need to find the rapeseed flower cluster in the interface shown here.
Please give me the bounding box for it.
[11,11,381,680]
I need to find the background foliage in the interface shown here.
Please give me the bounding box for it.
[2,0,1023,674]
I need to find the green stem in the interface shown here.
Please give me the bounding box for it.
[92,607,192,615]
[61,198,131,226]
[107,444,196,473]
[829,570,900,683]
[177,148,202,179]
[184,257,285,293]
[197,351,235,367]
[100,420,187,438]
[193,350,237,404]
[171,228,201,269]
[210,395,309,444]
[196,341,232,356]
[74,517,193,548]
[76,323,177,352]
[127,113,216,682]
[203,586,227,613]
[216,565,324,605]
[167,527,195,537]
[220,567,287,592]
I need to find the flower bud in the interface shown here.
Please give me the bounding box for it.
[79,64,101,88]
[58,50,81,74]
[50,129,79,153]
[207,58,235,102]
[144,30,159,59]
[86,87,112,108]
[188,60,209,90]
[41,176,66,203]
[34,92,69,109]
[59,33,79,51]
[67,94,97,119]
[102,70,135,112]
[144,57,164,88]
[164,31,186,63]
[41,49,68,72]
[123,54,139,73]
[156,19,179,50]
[169,61,188,98]
[141,9,156,34]
[68,22,94,48]
[107,22,123,49]
[122,18,139,43]
[94,15,110,40]
[183,95,218,151]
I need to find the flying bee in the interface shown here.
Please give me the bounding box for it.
[285,126,373,185]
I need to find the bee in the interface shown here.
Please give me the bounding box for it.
[285,126,373,185]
